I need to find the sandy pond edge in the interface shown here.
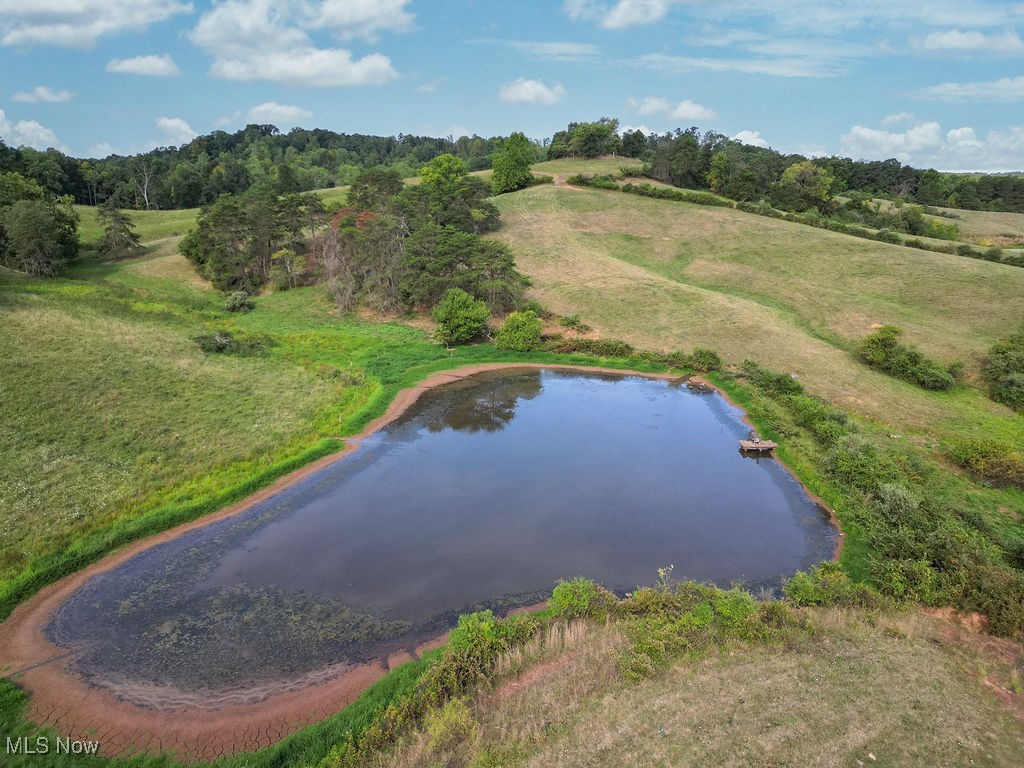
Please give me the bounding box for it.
[0,363,842,761]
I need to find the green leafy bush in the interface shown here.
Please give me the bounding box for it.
[424,698,477,751]
[494,310,543,352]
[783,563,886,607]
[558,313,591,332]
[741,359,804,396]
[983,327,1024,411]
[432,288,490,346]
[225,291,254,312]
[549,577,617,619]
[544,336,636,357]
[948,439,1024,489]
[857,325,955,390]
[192,330,271,355]
[688,347,722,372]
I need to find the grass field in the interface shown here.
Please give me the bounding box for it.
[492,183,1024,443]
[375,608,1024,768]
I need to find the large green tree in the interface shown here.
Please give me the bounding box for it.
[0,171,79,276]
[772,160,836,212]
[491,133,535,194]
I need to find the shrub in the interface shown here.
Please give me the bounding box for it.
[432,288,490,346]
[224,291,254,313]
[192,330,271,355]
[549,577,617,619]
[857,325,955,391]
[494,310,544,352]
[948,439,1024,489]
[424,698,478,751]
[741,359,804,396]
[558,313,591,332]
[546,337,636,357]
[688,347,722,372]
[783,562,885,607]
[983,327,1024,411]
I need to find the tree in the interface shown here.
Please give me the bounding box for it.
[348,167,403,212]
[432,288,490,345]
[772,160,836,212]
[491,132,535,194]
[1,198,79,276]
[97,203,144,261]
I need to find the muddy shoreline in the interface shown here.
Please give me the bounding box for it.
[0,363,842,761]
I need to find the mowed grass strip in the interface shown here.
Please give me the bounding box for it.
[493,183,1024,441]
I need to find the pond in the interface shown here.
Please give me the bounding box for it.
[47,368,837,701]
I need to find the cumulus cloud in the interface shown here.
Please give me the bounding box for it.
[87,142,118,158]
[627,96,716,122]
[619,124,655,135]
[13,86,73,103]
[732,130,768,148]
[416,78,444,93]
[191,0,402,87]
[106,54,180,76]
[0,109,65,150]
[0,0,192,48]
[156,116,197,145]
[918,29,1024,53]
[840,121,1024,171]
[246,101,313,124]
[913,75,1024,102]
[498,78,565,105]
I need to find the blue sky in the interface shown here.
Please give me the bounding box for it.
[1,1,1022,171]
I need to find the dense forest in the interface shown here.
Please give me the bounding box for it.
[1,119,1022,213]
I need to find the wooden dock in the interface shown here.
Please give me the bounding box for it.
[738,439,778,453]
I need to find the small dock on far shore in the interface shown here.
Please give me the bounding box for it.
[739,438,778,453]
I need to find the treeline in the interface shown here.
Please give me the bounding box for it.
[548,119,1024,213]
[0,125,522,211]
[182,155,529,315]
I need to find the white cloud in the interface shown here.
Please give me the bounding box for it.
[918,29,1024,53]
[246,101,313,124]
[638,52,840,79]
[627,96,716,123]
[840,120,1024,171]
[0,0,192,48]
[913,75,1024,102]
[87,142,118,158]
[0,109,66,150]
[498,78,565,105]
[106,54,180,76]
[627,96,671,115]
[505,40,599,61]
[13,86,73,103]
[882,111,915,126]
[669,99,716,121]
[732,130,768,148]
[619,124,655,135]
[603,0,671,29]
[156,116,197,145]
[312,0,414,41]
[191,0,400,87]
[416,78,444,93]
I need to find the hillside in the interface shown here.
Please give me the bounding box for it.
[1,160,1022,766]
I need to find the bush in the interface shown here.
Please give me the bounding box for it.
[424,698,478,751]
[224,291,254,312]
[688,347,721,372]
[857,325,955,391]
[783,562,885,608]
[549,577,617,619]
[741,359,804,396]
[948,439,1024,489]
[494,310,543,352]
[545,336,636,357]
[432,288,490,346]
[558,313,591,332]
[192,330,271,355]
[983,327,1024,411]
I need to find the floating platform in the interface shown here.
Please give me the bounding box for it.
[739,439,778,452]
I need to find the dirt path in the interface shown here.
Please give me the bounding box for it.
[0,363,839,761]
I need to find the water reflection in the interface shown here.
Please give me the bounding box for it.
[423,371,542,433]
